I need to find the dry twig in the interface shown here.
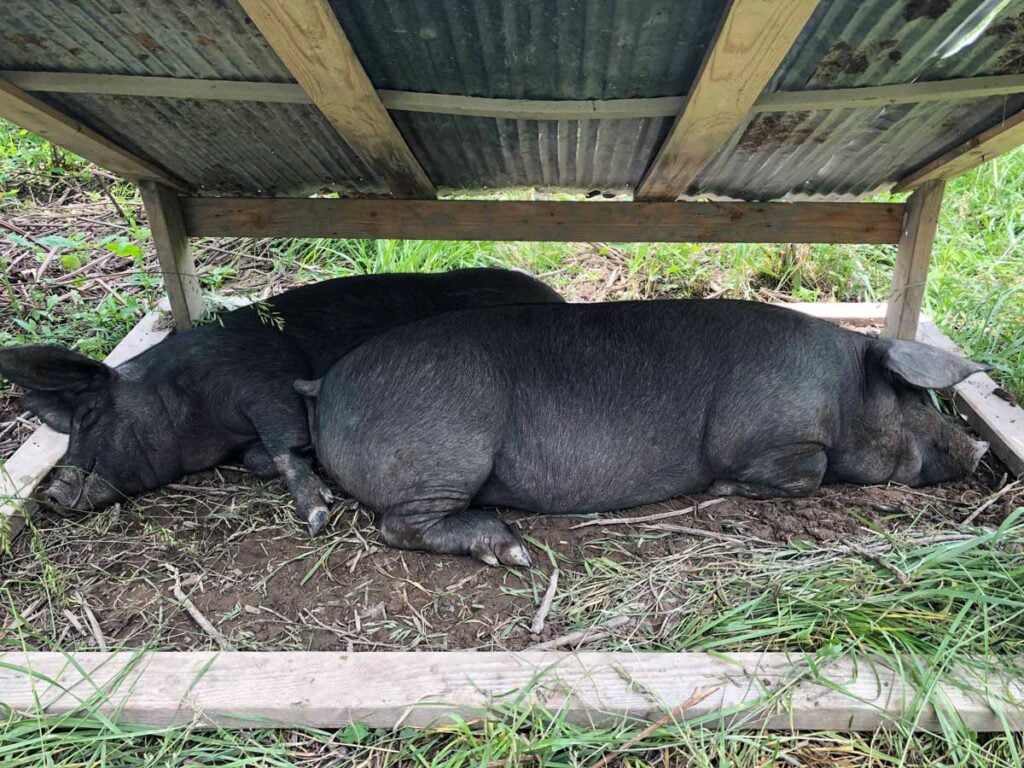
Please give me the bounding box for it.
[164,564,232,650]
[530,569,559,635]
[587,686,721,768]
[528,615,631,651]
[571,498,725,529]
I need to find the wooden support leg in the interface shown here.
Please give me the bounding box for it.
[883,179,946,340]
[139,181,203,331]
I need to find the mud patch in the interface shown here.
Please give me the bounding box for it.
[904,0,951,22]
[737,112,819,152]
[986,13,1024,75]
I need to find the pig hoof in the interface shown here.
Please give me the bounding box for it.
[319,487,334,505]
[305,507,328,536]
[470,525,531,568]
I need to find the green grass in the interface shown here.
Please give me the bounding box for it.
[1,120,1023,765]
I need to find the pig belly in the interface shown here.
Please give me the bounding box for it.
[474,450,710,514]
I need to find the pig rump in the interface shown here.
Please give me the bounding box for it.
[304,300,989,565]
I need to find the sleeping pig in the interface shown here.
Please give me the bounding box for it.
[0,269,562,534]
[298,299,990,565]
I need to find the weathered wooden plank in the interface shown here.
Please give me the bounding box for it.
[917,321,1024,477]
[139,182,204,332]
[636,0,820,201]
[235,0,434,199]
[1,651,1020,731]
[7,70,1024,121]
[180,199,904,244]
[0,311,171,546]
[894,108,1024,191]
[0,80,186,190]
[883,180,945,340]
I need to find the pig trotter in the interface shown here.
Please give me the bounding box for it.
[272,453,334,536]
[379,508,531,567]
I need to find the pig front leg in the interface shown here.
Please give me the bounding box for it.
[247,402,334,536]
[710,442,827,499]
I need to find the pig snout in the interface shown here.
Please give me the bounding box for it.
[42,467,121,512]
[42,468,85,510]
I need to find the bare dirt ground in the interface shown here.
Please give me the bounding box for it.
[2,455,1017,653]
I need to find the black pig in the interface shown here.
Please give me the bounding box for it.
[301,300,990,565]
[0,269,562,534]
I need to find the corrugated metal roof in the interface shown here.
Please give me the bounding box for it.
[4,0,1024,199]
[695,95,1024,201]
[773,0,1024,89]
[333,0,726,99]
[693,0,1024,199]
[38,93,383,197]
[0,0,290,81]
[393,113,672,193]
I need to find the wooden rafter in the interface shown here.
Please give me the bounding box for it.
[894,107,1024,192]
[0,80,186,190]
[179,198,904,244]
[6,71,1024,120]
[236,0,434,199]
[636,0,820,201]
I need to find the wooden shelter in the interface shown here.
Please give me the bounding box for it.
[3,0,1024,731]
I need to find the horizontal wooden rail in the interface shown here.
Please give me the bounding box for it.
[4,71,1024,121]
[180,199,905,243]
[2,651,1021,730]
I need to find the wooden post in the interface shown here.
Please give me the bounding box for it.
[882,180,946,340]
[139,182,203,331]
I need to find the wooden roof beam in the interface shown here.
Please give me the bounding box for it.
[893,108,1024,192]
[0,80,187,191]
[236,0,435,199]
[636,0,820,201]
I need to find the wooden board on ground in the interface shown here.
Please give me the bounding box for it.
[180,199,905,244]
[2,650,1021,731]
[0,309,171,545]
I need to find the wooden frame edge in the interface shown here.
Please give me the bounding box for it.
[179,199,905,244]
[2,650,1021,731]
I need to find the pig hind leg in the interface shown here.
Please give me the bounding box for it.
[711,442,827,499]
[379,500,531,568]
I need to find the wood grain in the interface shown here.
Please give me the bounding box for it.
[894,108,1024,191]
[180,199,904,244]
[139,183,204,331]
[1,311,171,546]
[636,0,820,201]
[1,651,1020,731]
[0,80,186,190]
[235,0,434,199]
[883,180,945,340]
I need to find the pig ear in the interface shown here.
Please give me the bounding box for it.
[0,344,112,393]
[878,339,991,390]
[20,390,74,433]
[294,378,322,398]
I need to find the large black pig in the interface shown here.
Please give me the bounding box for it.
[0,269,562,534]
[301,299,990,565]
